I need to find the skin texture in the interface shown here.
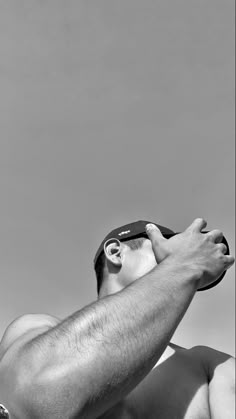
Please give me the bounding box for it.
[0,219,234,418]
[99,230,235,418]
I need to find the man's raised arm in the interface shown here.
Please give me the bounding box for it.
[2,219,234,419]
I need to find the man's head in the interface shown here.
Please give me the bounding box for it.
[94,219,230,297]
[94,220,175,298]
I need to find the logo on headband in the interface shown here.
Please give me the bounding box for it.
[118,230,131,236]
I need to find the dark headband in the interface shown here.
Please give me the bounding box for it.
[94,220,230,291]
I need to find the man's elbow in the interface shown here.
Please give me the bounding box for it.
[18,378,85,418]
[14,359,86,419]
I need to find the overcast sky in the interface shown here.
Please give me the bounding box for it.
[0,1,235,355]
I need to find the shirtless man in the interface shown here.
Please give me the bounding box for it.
[0,218,234,418]
[94,220,235,418]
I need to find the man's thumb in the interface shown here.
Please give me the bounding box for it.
[145,223,164,242]
[145,223,167,263]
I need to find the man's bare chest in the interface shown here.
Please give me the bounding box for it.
[100,348,211,419]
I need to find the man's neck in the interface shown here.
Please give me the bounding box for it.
[99,280,124,298]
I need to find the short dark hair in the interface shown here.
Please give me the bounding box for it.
[94,237,146,294]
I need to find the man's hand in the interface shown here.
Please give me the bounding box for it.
[146,218,234,289]
[3,218,233,419]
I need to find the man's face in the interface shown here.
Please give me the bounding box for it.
[121,238,157,286]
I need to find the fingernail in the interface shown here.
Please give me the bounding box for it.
[146,223,156,232]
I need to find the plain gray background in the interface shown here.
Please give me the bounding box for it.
[0,1,235,355]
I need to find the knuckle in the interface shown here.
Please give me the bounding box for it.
[204,233,211,242]
[220,252,226,261]
[207,229,223,241]
[216,247,223,258]
[195,217,204,223]
[220,244,227,253]
[223,257,231,267]
[194,217,207,228]
[212,228,222,235]
[227,255,235,265]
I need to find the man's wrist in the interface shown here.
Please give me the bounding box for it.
[159,255,201,289]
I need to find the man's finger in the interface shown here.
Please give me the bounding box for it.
[187,218,207,233]
[224,255,235,268]
[217,243,227,254]
[207,229,224,243]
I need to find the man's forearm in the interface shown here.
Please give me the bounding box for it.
[24,257,200,418]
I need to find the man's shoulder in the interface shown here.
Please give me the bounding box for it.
[188,345,235,378]
[0,313,60,359]
[168,343,234,372]
[0,314,60,419]
[189,344,234,360]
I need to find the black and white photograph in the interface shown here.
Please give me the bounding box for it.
[0,2,235,418]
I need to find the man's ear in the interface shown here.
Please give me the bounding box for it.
[104,238,123,267]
